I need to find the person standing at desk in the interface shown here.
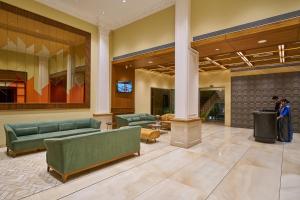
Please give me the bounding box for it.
[277,99,293,142]
[272,96,281,116]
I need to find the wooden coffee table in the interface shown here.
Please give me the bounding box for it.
[148,123,168,134]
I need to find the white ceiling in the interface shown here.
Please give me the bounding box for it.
[35,0,175,30]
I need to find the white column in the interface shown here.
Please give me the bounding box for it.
[175,0,199,119]
[94,26,112,130]
[96,27,111,114]
[171,0,201,148]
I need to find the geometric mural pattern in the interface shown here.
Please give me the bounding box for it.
[0,149,61,200]
[231,71,300,132]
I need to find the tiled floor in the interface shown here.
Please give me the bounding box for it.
[1,123,299,200]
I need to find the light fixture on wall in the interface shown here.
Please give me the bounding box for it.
[278,44,285,63]
[257,39,267,44]
[125,65,128,69]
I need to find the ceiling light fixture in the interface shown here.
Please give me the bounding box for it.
[122,0,127,3]
[205,57,227,69]
[237,52,253,67]
[258,39,267,44]
[215,48,220,51]
[278,44,285,63]
[148,61,153,64]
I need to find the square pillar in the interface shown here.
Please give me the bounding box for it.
[171,0,201,148]
[93,26,112,128]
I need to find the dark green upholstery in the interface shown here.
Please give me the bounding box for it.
[115,113,156,128]
[44,126,141,176]
[4,118,101,154]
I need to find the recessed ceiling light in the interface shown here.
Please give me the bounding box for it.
[122,0,127,3]
[101,11,105,15]
[215,48,220,51]
[148,61,153,64]
[258,39,267,44]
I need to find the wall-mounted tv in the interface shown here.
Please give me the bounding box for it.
[117,81,133,93]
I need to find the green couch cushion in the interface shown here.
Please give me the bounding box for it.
[40,128,98,139]
[76,119,91,129]
[128,121,154,126]
[126,117,134,122]
[14,127,38,137]
[59,123,76,131]
[39,123,59,134]
[12,128,99,152]
[132,116,140,121]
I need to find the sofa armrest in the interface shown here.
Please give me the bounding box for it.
[4,125,18,149]
[115,116,129,128]
[90,118,101,129]
[44,139,64,174]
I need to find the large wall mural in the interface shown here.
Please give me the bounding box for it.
[0,3,89,108]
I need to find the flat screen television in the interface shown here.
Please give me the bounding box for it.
[117,81,133,93]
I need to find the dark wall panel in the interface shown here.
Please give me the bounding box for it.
[231,72,300,132]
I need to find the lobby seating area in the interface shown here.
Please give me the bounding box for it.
[115,113,156,128]
[0,0,300,199]
[160,114,175,130]
[5,118,101,157]
[45,126,141,182]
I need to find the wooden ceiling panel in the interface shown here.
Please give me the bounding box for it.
[113,17,300,75]
[227,28,299,53]
[193,41,235,57]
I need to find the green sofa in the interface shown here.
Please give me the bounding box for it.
[115,113,156,128]
[44,126,141,182]
[4,118,101,157]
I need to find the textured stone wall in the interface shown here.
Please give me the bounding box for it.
[231,72,300,132]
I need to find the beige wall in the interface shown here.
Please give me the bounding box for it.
[0,0,98,147]
[191,0,300,36]
[112,6,175,57]
[135,69,174,114]
[112,0,300,57]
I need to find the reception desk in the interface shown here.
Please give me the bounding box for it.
[253,111,277,143]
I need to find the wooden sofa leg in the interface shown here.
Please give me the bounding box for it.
[62,174,68,183]
[47,166,50,172]
[6,147,9,154]
[138,151,140,156]
[12,152,16,158]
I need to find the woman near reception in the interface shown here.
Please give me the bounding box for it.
[277,99,293,142]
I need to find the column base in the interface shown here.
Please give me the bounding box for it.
[170,118,202,148]
[93,113,113,130]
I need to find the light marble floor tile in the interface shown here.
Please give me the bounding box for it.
[280,141,300,200]
[170,143,249,199]
[61,165,166,200]
[134,178,203,200]
[207,143,283,200]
